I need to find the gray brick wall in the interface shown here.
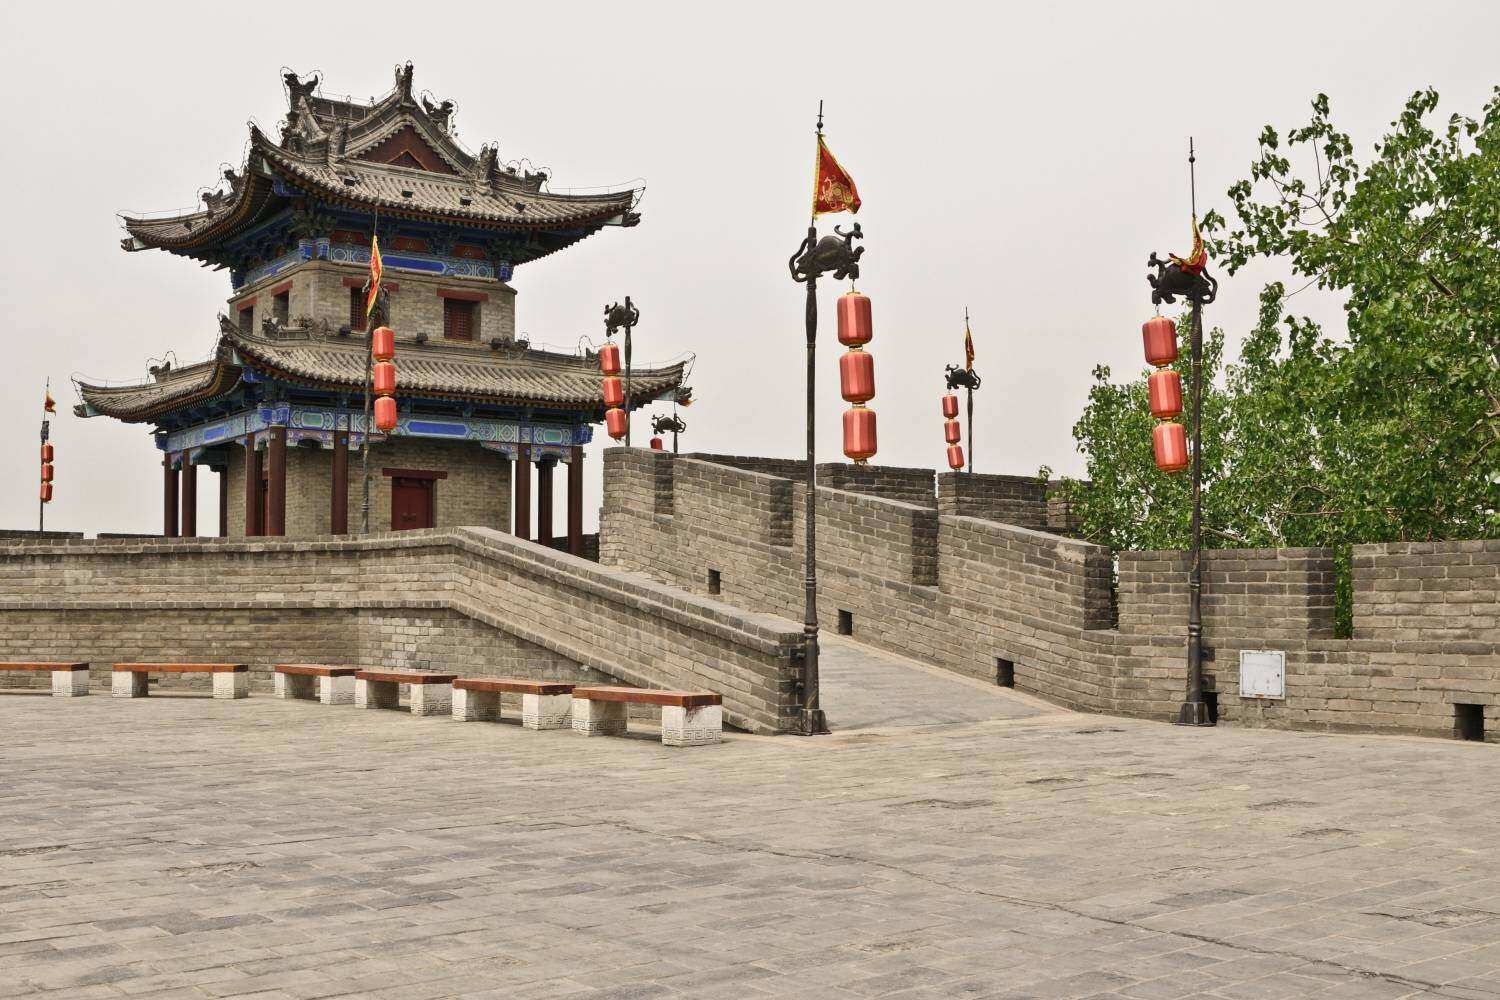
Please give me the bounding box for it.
[937,472,1047,530]
[0,529,803,732]
[600,447,1499,739]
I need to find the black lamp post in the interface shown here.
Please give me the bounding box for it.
[604,297,640,445]
[1145,140,1218,728]
[943,368,981,476]
[787,222,864,737]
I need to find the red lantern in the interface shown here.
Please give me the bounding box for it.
[599,342,622,376]
[374,395,398,433]
[836,292,873,347]
[1142,316,1178,368]
[40,483,52,503]
[842,405,877,462]
[946,444,965,470]
[373,361,396,396]
[839,349,875,404]
[371,326,395,362]
[606,407,628,440]
[649,437,664,451]
[602,376,625,408]
[41,463,54,483]
[1148,369,1183,419]
[40,444,53,463]
[941,393,959,419]
[1153,421,1188,473]
[943,419,961,444]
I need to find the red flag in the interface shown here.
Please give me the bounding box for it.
[365,234,383,319]
[1170,216,1207,275]
[812,135,861,216]
[43,388,56,414]
[964,318,975,373]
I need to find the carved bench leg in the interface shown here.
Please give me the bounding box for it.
[522,693,572,730]
[274,672,290,699]
[320,675,354,706]
[662,705,723,747]
[52,668,89,697]
[213,671,248,700]
[453,688,500,722]
[112,671,147,698]
[571,697,627,737]
[409,682,452,717]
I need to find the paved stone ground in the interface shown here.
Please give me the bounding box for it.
[818,635,1047,730]
[3,690,1500,1000]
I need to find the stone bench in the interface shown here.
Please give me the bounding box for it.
[570,686,723,747]
[0,662,90,697]
[275,664,358,705]
[354,670,456,716]
[112,663,248,699]
[452,678,575,729]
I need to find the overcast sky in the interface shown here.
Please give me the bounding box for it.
[2,1,1496,535]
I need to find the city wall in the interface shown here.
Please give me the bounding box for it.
[601,448,1499,740]
[0,528,802,733]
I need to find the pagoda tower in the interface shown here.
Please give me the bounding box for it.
[76,63,684,549]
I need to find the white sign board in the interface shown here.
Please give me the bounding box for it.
[1239,650,1285,700]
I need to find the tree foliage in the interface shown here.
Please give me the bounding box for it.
[1065,87,1500,564]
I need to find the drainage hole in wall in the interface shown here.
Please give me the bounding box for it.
[996,658,1015,688]
[1456,703,1485,742]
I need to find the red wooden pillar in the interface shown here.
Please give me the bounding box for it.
[163,453,179,538]
[331,429,349,534]
[217,466,229,538]
[514,444,532,540]
[567,446,583,556]
[243,435,262,537]
[537,459,554,546]
[267,427,287,536]
[180,457,197,537]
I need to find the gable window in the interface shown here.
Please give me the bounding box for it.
[349,286,367,331]
[237,303,253,334]
[272,289,290,325]
[443,298,476,341]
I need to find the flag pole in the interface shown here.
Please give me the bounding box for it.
[965,308,974,475]
[801,100,824,735]
[361,213,378,535]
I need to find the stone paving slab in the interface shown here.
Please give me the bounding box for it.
[1,692,1498,998]
[818,635,1048,730]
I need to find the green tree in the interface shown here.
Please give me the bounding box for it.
[1062,88,1500,631]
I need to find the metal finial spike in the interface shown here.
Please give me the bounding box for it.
[1188,136,1198,219]
[816,100,824,136]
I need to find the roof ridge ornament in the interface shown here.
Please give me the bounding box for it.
[474,144,497,188]
[395,62,416,105]
[421,94,455,133]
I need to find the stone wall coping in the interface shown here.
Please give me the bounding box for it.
[942,513,1111,557]
[1121,546,1337,562]
[0,528,805,658]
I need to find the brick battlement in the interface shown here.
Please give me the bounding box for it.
[601,448,1499,739]
[0,528,802,732]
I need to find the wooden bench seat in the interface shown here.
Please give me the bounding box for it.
[0,662,90,697]
[569,685,723,747]
[274,664,359,705]
[354,670,457,716]
[452,678,575,728]
[112,663,248,700]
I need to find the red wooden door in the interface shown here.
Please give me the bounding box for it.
[391,477,434,531]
